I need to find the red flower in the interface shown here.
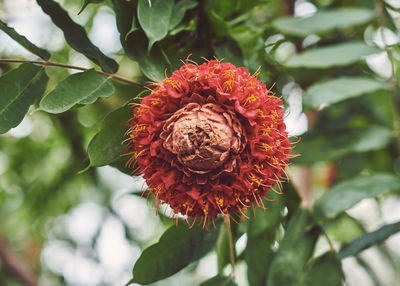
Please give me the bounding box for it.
[125,59,292,225]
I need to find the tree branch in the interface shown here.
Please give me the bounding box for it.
[0,234,38,286]
[0,58,146,89]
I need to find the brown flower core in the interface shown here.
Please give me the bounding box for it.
[162,103,243,174]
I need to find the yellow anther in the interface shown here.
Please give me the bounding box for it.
[272,157,279,165]
[249,174,263,186]
[224,80,233,91]
[222,69,234,79]
[165,79,179,89]
[247,94,257,104]
[254,163,264,170]
[205,70,215,79]
[215,197,224,207]
[150,97,164,105]
[203,204,209,214]
[261,127,270,135]
[262,143,272,152]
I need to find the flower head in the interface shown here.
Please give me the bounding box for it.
[125,59,291,224]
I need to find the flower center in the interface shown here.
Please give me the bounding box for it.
[162,103,242,173]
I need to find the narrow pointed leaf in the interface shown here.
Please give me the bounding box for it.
[267,208,319,286]
[0,20,50,59]
[88,105,131,167]
[0,63,48,134]
[315,174,400,220]
[132,220,221,284]
[246,193,284,286]
[36,0,118,73]
[40,69,114,113]
[299,252,343,286]
[273,8,375,37]
[137,0,174,51]
[285,41,380,68]
[200,275,238,286]
[303,77,389,109]
[339,221,400,259]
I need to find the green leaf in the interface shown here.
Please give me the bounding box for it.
[132,220,221,284]
[40,69,114,114]
[111,0,170,81]
[110,0,135,41]
[293,126,393,164]
[0,63,48,134]
[125,17,139,41]
[0,20,50,59]
[338,221,400,259]
[215,37,245,67]
[125,30,170,81]
[299,252,343,286]
[36,0,118,73]
[303,77,389,109]
[168,0,198,31]
[205,0,238,19]
[314,173,400,220]
[285,41,380,68]
[78,0,105,15]
[200,275,238,286]
[246,193,284,286]
[207,10,229,37]
[230,25,261,59]
[325,213,365,243]
[267,208,319,286]
[273,8,375,37]
[137,0,174,51]
[87,106,131,167]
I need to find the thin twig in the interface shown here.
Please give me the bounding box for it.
[0,58,146,89]
[223,214,236,279]
[375,0,400,151]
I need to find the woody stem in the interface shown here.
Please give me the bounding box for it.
[223,214,236,279]
[0,58,146,89]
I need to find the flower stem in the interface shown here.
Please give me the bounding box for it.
[223,214,236,279]
[0,58,146,89]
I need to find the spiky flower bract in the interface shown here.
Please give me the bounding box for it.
[125,59,292,225]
